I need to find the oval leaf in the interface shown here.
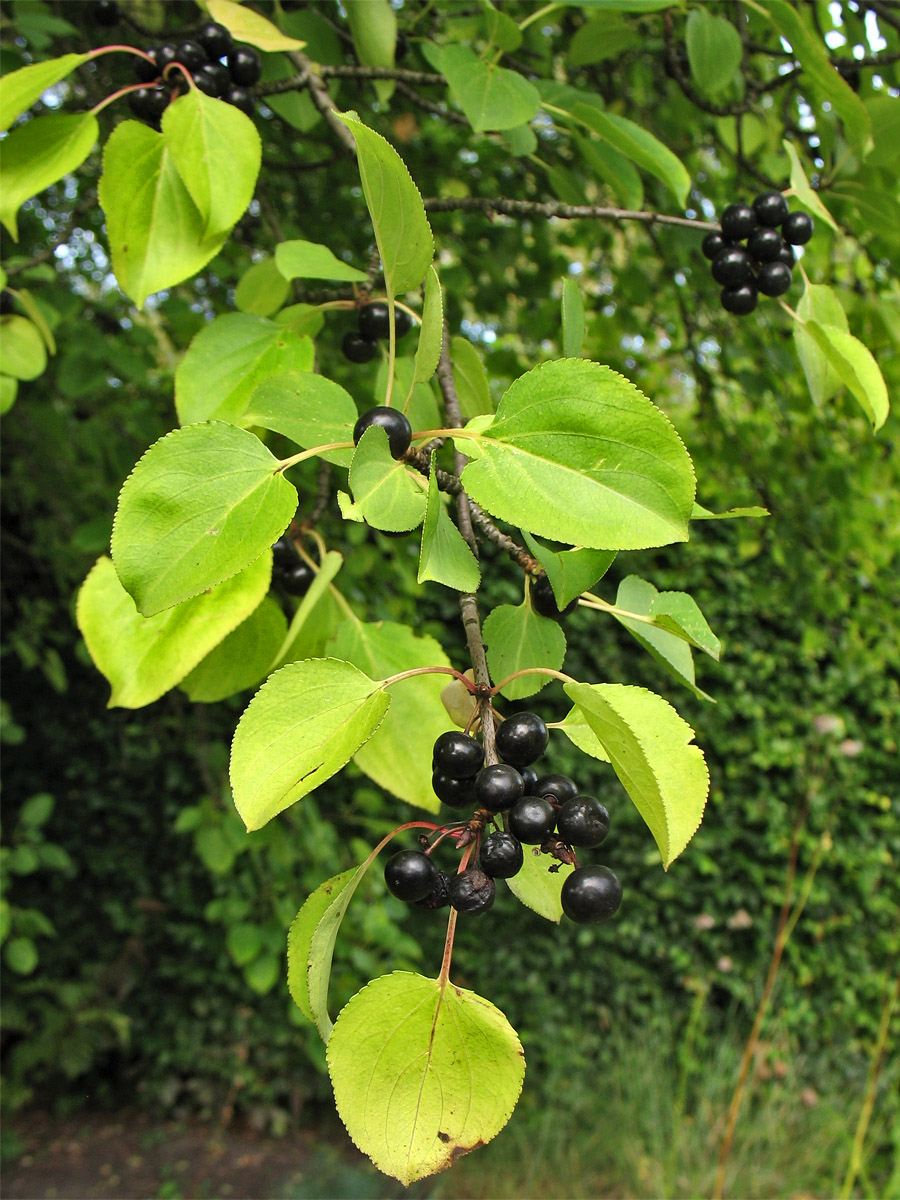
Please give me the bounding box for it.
[180,595,287,703]
[327,971,525,1186]
[483,601,566,700]
[229,657,390,830]
[206,0,306,51]
[685,8,742,96]
[506,849,573,922]
[343,425,427,531]
[438,45,541,133]
[0,113,98,240]
[802,320,890,431]
[0,53,89,133]
[0,316,46,380]
[564,682,709,869]
[522,532,615,609]
[287,867,357,1030]
[414,265,443,385]
[275,239,367,283]
[241,372,358,467]
[418,457,481,593]
[459,359,696,551]
[573,105,690,207]
[77,554,271,709]
[111,421,297,615]
[344,0,396,104]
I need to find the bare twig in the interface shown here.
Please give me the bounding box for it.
[423,196,718,232]
[285,50,357,156]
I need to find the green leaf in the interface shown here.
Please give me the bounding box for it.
[864,96,900,169]
[343,426,427,532]
[418,456,481,592]
[506,849,573,922]
[98,121,228,309]
[229,657,390,830]
[690,502,769,520]
[502,123,538,157]
[451,336,493,418]
[0,376,17,415]
[0,113,98,240]
[329,621,452,812]
[793,281,848,405]
[335,112,434,299]
[175,314,315,425]
[206,0,306,51]
[578,135,644,210]
[344,0,396,104]
[522,532,616,609]
[272,551,344,670]
[275,239,367,283]
[782,140,839,231]
[274,304,325,337]
[244,954,280,995]
[572,105,691,207]
[0,53,89,133]
[802,320,890,431]
[287,867,357,1032]
[327,971,525,1185]
[227,921,263,966]
[180,596,287,703]
[10,288,55,354]
[685,8,742,96]
[161,90,261,241]
[554,708,610,762]
[19,793,55,828]
[569,15,639,67]
[457,360,696,551]
[241,372,357,467]
[414,266,443,385]
[561,277,585,359]
[375,356,441,432]
[4,936,39,975]
[764,2,871,157]
[0,316,46,380]
[111,422,297,615]
[483,602,566,700]
[564,682,709,868]
[234,257,291,317]
[77,554,271,708]
[438,45,541,133]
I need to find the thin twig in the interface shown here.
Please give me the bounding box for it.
[285,51,357,156]
[423,196,718,232]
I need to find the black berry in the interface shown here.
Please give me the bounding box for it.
[747,227,784,263]
[228,47,262,86]
[384,850,437,902]
[532,773,578,804]
[225,87,255,117]
[520,765,539,795]
[0,291,15,315]
[701,232,730,261]
[561,865,622,924]
[271,535,297,566]
[92,0,119,25]
[756,261,793,297]
[752,191,789,227]
[495,712,549,767]
[531,575,578,620]
[134,52,160,84]
[720,202,757,240]
[776,244,796,268]
[128,86,168,121]
[155,43,179,72]
[175,40,207,71]
[415,869,452,910]
[479,831,524,879]
[782,211,814,245]
[711,246,752,287]
[353,406,412,460]
[721,283,758,315]
[194,64,224,97]
[432,771,476,809]
[281,562,315,596]
[557,796,610,848]
[449,868,495,915]
[508,796,556,844]
[432,731,484,779]
[474,764,525,813]
[358,301,413,341]
[342,331,378,364]
[197,21,233,59]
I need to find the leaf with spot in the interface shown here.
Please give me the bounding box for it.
[505,849,573,922]
[328,971,525,1185]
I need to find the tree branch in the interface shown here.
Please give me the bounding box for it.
[423,196,718,232]
[285,51,357,156]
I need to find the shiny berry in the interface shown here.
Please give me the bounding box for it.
[432,731,484,779]
[228,46,262,86]
[128,86,168,120]
[479,831,524,879]
[432,771,476,809]
[194,65,224,96]
[155,43,179,71]
[342,331,378,364]
[495,712,549,767]
[384,850,437,902]
[449,868,495,915]
[353,406,412,459]
[721,283,758,315]
[197,21,233,59]
[532,773,578,804]
[557,796,610,848]
[701,232,729,260]
[175,40,207,71]
[776,243,796,268]
[720,202,757,240]
[281,562,315,596]
[531,575,578,620]
[752,191,789,227]
[561,865,622,924]
[520,765,538,795]
[225,86,255,117]
[415,869,452,910]
[474,764,525,813]
[0,291,14,315]
[508,796,556,844]
[271,535,297,566]
[757,262,793,297]
[782,211,814,245]
[711,246,752,287]
[747,227,784,263]
[358,301,412,341]
[134,52,160,83]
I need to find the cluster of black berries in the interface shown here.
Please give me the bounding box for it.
[384,712,623,925]
[271,534,315,598]
[702,192,814,316]
[342,301,413,365]
[128,21,260,126]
